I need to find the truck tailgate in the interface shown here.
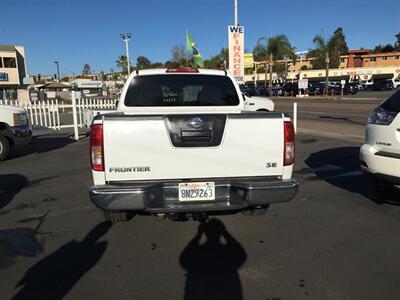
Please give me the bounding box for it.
[103,113,284,182]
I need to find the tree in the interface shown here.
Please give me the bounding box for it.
[136,56,151,70]
[373,44,395,53]
[396,32,400,50]
[253,43,268,61]
[150,62,164,68]
[253,34,296,93]
[254,35,296,64]
[170,44,192,66]
[82,64,91,75]
[203,48,229,69]
[100,70,106,81]
[116,55,132,75]
[330,27,348,55]
[307,27,349,69]
[164,60,180,68]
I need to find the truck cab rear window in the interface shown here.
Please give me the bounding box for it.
[381,90,400,112]
[124,75,240,106]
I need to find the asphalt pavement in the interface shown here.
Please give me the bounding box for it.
[1,126,400,299]
[274,90,396,142]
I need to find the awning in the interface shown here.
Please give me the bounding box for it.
[372,73,394,80]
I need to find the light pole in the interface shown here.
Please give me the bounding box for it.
[269,53,273,97]
[53,61,60,82]
[120,32,132,76]
[257,36,269,95]
[234,0,238,25]
[325,52,330,96]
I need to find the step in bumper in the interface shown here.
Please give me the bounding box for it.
[89,177,299,213]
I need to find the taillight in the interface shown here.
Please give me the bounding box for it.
[284,121,295,166]
[368,106,398,125]
[166,67,199,73]
[90,124,104,171]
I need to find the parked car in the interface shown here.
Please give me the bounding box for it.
[360,90,400,197]
[0,104,32,160]
[360,79,374,90]
[240,85,258,97]
[271,86,284,96]
[309,82,326,95]
[347,82,360,94]
[392,77,400,89]
[282,83,298,96]
[371,80,393,91]
[308,82,358,96]
[88,68,298,222]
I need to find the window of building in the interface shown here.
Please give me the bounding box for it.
[370,57,377,62]
[0,57,2,68]
[3,57,16,68]
[381,56,388,60]
[395,56,400,60]
[340,58,345,63]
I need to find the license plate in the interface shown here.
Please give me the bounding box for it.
[178,182,215,201]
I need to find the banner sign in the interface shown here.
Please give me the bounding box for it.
[228,25,244,82]
[244,53,254,68]
[298,79,309,89]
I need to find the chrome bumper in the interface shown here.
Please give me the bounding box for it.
[89,178,299,213]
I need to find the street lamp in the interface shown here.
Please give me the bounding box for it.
[120,32,132,76]
[325,52,330,96]
[53,61,60,82]
[256,36,269,96]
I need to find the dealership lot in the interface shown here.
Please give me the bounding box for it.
[1,104,400,300]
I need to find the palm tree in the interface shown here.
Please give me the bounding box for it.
[255,35,296,95]
[308,28,348,70]
[116,55,129,75]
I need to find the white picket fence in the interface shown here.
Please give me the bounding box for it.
[0,97,118,132]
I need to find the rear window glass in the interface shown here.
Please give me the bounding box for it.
[124,75,240,107]
[381,90,400,112]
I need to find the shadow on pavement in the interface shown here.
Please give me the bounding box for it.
[305,147,400,204]
[0,174,28,209]
[180,218,247,300]
[8,136,75,160]
[0,211,48,270]
[12,221,112,300]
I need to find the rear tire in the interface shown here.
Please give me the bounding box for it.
[241,205,269,216]
[374,178,392,195]
[0,135,10,161]
[103,210,135,223]
[374,178,399,203]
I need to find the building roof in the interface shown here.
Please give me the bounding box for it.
[363,51,400,57]
[348,49,370,55]
[0,45,16,52]
[37,82,71,90]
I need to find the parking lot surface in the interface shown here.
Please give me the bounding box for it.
[1,129,399,300]
[274,91,394,142]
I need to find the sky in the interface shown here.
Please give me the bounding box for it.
[1,0,398,76]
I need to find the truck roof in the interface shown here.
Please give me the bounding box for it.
[133,68,229,77]
[119,68,243,114]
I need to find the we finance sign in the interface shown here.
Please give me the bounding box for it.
[228,25,244,82]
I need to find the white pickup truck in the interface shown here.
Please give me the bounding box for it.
[89,68,298,222]
[0,105,32,161]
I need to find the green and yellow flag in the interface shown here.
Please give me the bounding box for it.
[186,31,204,68]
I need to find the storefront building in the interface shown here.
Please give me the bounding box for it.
[0,45,27,100]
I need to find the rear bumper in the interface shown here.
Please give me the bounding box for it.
[89,177,299,213]
[360,144,400,179]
